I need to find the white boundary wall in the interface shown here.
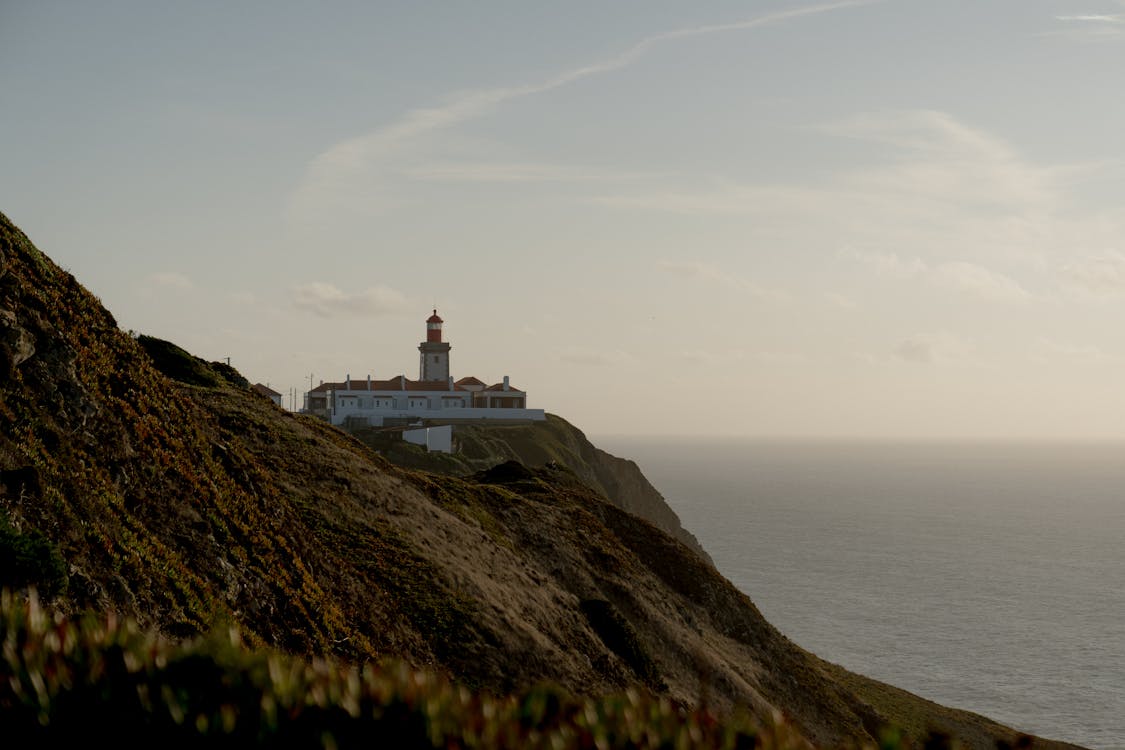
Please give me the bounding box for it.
[402,425,454,453]
[333,407,545,426]
[327,387,544,426]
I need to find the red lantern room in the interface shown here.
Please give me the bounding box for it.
[419,309,451,382]
[426,309,443,343]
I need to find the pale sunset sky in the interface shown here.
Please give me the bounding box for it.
[5,1,1125,439]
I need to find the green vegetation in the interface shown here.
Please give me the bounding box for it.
[0,516,67,597]
[133,334,247,391]
[1,591,805,749]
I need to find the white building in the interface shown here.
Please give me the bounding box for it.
[304,310,546,428]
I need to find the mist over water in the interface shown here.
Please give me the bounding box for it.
[598,438,1125,750]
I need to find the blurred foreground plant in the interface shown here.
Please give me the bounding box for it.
[1,589,885,749]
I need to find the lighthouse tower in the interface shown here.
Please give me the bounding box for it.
[418,309,451,382]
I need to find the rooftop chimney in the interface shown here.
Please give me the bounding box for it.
[503,375,509,391]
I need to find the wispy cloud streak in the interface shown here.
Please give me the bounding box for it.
[1050,6,1125,39]
[292,0,883,216]
[404,161,658,184]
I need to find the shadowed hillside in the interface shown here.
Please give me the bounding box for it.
[0,212,1087,749]
[352,415,714,565]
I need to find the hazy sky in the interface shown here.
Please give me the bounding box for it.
[5,1,1125,439]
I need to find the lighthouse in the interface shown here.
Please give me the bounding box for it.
[418,309,451,382]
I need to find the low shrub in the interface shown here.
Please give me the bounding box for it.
[0,517,68,597]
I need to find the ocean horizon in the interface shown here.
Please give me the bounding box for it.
[596,437,1125,750]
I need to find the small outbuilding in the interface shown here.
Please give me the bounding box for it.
[252,383,284,407]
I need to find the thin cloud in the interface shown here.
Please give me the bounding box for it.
[1049,7,1125,39]
[825,292,858,309]
[893,338,935,364]
[820,109,1013,156]
[404,161,657,184]
[292,282,408,318]
[656,259,729,281]
[596,110,1058,237]
[656,259,789,301]
[752,350,808,364]
[843,250,1030,303]
[892,332,972,365]
[839,249,928,278]
[932,261,1030,303]
[820,110,1055,210]
[677,350,719,366]
[146,271,193,291]
[1058,251,1125,297]
[594,181,807,216]
[1056,15,1124,22]
[292,0,883,217]
[677,349,753,366]
[1034,337,1108,364]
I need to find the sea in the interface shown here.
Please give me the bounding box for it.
[595,438,1125,750]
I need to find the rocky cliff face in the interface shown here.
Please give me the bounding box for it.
[353,416,714,566]
[0,212,1085,750]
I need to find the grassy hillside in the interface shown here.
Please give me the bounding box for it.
[0,212,1086,749]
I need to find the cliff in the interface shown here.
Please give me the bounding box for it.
[352,416,714,565]
[0,212,1085,749]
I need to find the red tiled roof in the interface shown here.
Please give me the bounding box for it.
[370,378,406,391]
[484,382,524,393]
[406,380,461,391]
[309,372,528,395]
[309,377,475,393]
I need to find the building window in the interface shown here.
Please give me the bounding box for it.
[432,355,439,363]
